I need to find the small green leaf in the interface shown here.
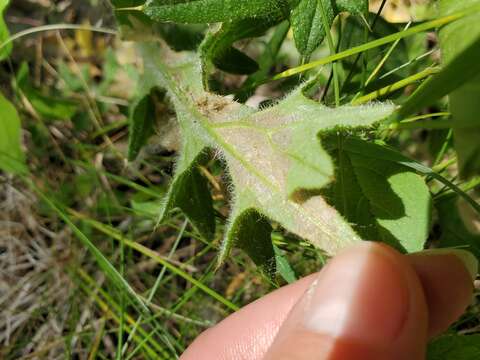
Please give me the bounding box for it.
[274,245,298,283]
[324,136,432,252]
[0,92,27,174]
[128,92,156,161]
[290,0,367,58]
[290,0,333,58]
[159,150,216,240]
[428,335,480,360]
[16,63,78,121]
[143,0,292,24]
[219,207,275,276]
[0,0,12,61]
[200,17,282,76]
[131,199,163,218]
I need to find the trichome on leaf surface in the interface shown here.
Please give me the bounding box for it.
[111,0,480,278]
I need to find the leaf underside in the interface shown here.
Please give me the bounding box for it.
[137,42,399,269]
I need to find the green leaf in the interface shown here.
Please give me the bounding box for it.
[219,207,275,276]
[128,92,156,161]
[290,0,367,58]
[16,63,78,121]
[113,1,206,49]
[0,0,11,61]
[274,245,298,283]
[324,136,432,252]
[428,335,480,360]
[139,43,394,264]
[335,136,480,216]
[0,92,27,174]
[143,0,292,24]
[160,150,216,240]
[131,199,163,218]
[200,18,282,76]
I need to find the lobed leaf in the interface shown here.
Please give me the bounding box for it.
[138,43,394,263]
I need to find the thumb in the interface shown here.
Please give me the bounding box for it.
[264,242,429,360]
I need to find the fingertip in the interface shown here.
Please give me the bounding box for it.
[408,249,476,337]
[265,242,428,360]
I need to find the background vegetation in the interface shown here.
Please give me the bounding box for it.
[1,0,480,359]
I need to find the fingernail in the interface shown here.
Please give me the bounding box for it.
[417,249,478,281]
[300,243,410,346]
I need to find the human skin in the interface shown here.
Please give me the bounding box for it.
[181,242,476,360]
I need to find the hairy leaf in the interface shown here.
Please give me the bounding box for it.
[428,335,480,360]
[290,0,367,58]
[324,136,431,252]
[139,43,394,262]
[0,92,27,174]
[0,0,11,61]
[143,0,293,24]
[128,93,156,161]
[220,208,276,275]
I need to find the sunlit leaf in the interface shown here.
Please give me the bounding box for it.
[290,0,367,58]
[324,136,432,252]
[139,43,394,264]
[0,92,27,174]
